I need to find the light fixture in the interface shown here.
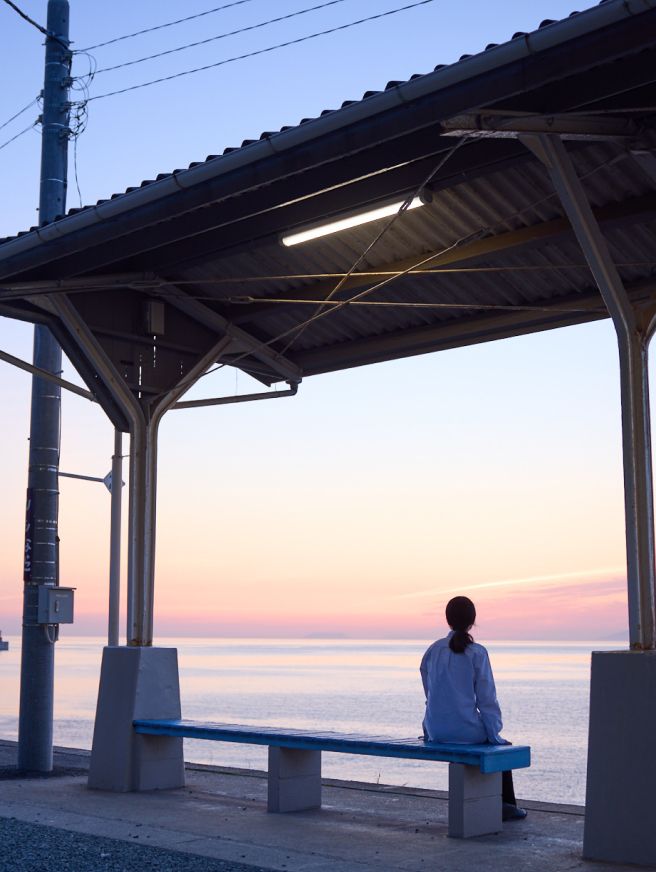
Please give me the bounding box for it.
[281,196,427,247]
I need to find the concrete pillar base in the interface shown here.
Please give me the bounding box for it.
[88,646,184,792]
[584,650,656,866]
[268,747,322,812]
[448,764,502,838]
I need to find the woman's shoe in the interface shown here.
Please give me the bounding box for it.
[502,803,528,821]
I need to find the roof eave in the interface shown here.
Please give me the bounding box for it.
[0,0,654,273]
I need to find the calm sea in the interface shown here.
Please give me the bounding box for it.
[0,637,624,805]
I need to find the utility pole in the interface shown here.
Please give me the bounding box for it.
[18,0,71,772]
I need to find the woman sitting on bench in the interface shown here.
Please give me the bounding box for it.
[420,596,527,822]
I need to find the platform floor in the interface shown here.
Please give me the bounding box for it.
[0,740,640,872]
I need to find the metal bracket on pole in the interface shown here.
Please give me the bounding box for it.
[522,133,656,650]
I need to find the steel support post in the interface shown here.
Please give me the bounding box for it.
[523,133,656,650]
[53,292,236,646]
[49,293,153,647]
[126,334,234,645]
[108,430,123,646]
[18,0,71,772]
[126,417,159,647]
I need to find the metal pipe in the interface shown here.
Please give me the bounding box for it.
[125,416,159,647]
[524,133,656,650]
[125,418,145,645]
[108,429,122,647]
[58,472,103,483]
[172,383,298,410]
[616,327,656,650]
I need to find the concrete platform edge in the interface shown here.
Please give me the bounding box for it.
[0,738,582,815]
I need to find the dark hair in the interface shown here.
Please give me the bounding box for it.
[445,596,476,653]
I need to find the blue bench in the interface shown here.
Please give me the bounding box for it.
[134,719,530,838]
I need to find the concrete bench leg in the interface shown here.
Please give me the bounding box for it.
[448,764,502,838]
[267,747,322,813]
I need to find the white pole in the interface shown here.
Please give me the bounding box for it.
[108,429,122,647]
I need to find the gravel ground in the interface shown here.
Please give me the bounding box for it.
[0,817,274,872]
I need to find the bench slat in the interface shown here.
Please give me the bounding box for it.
[134,719,530,773]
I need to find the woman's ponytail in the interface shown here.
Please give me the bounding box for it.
[445,596,476,653]
[449,627,474,653]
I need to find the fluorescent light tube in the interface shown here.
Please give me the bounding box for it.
[281,197,425,247]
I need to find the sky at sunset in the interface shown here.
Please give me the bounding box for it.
[0,0,634,642]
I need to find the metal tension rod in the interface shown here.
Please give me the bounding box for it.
[172,382,298,410]
[0,347,95,401]
[522,133,656,651]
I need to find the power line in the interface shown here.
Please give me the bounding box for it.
[0,121,38,153]
[277,227,489,351]
[4,262,654,304]
[1,0,69,49]
[0,97,39,133]
[85,0,438,102]
[1,0,48,37]
[270,155,629,356]
[278,135,470,355]
[95,0,349,75]
[66,50,98,208]
[80,0,259,52]
[191,132,470,381]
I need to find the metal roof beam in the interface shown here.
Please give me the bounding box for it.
[0,272,155,299]
[440,113,639,140]
[157,284,302,384]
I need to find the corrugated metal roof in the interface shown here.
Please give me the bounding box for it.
[0,0,625,246]
[183,140,656,357]
[0,0,655,427]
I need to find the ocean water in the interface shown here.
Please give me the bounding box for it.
[0,636,624,805]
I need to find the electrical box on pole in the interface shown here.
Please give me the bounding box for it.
[37,586,75,625]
